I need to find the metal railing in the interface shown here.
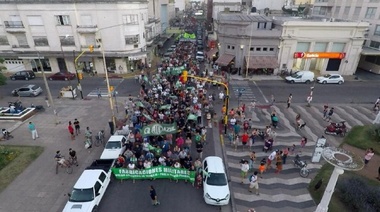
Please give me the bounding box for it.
[77,25,97,28]
[4,21,24,28]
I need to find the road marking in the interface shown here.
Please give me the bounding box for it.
[252,81,268,103]
[234,192,313,203]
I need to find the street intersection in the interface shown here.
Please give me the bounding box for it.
[0,75,378,212]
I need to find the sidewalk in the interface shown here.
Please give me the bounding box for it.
[0,97,122,212]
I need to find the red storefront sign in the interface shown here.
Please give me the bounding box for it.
[208,40,217,48]
[294,52,346,59]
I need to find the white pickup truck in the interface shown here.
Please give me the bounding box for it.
[62,159,115,212]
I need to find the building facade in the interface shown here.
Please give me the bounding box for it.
[212,0,243,21]
[215,13,281,73]
[312,0,380,74]
[0,0,168,74]
[277,18,368,75]
[252,0,286,11]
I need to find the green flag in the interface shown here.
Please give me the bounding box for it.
[135,102,145,108]
[187,114,197,121]
[160,104,171,110]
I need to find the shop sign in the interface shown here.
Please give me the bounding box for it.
[294,52,346,59]
[141,123,178,136]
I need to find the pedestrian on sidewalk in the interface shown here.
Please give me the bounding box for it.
[74,118,80,135]
[45,96,50,108]
[364,148,375,166]
[271,94,275,105]
[275,151,283,174]
[282,147,289,164]
[248,171,260,195]
[287,94,292,108]
[242,131,249,151]
[325,107,334,122]
[196,141,203,159]
[28,122,38,140]
[68,121,75,140]
[108,119,115,135]
[323,104,329,119]
[299,137,307,154]
[258,159,266,178]
[149,185,160,206]
[240,160,249,183]
[249,151,256,170]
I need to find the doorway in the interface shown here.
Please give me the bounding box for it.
[57,58,67,72]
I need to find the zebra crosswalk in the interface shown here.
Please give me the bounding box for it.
[225,103,376,212]
[230,81,256,102]
[87,78,124,97]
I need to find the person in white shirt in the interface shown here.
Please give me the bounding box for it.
[193,96,198,104]
[143,160,152,169]
[230,117,237,126]
[208,70,214,77]
[267,150,278,169]
[248,171,260,195]
[241,160,250,183]
[219,91,224,100]
[158,156,166,166]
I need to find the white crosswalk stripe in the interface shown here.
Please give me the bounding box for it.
[87,79,124,97]
[225,103,375,212]
[230,81,256,102]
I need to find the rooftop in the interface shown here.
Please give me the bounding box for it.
[218,13,272,23]
[0,0,147,4]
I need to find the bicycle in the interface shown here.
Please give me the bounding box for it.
[68,155,79,167]
[94,130,105,147]
[55,157,73,174]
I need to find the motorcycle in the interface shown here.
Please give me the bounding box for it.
[293,155,310,178]
[31,104,45,112]
[1,129,14,140]
[324,121,347,137]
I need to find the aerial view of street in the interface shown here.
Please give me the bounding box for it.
[0,0,380,212]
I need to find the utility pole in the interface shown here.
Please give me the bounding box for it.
[37,53,60,125]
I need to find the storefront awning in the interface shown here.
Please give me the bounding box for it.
[215,54,235,66]
[206,48,218,59]
[361,47,380,56]
[245,56,278,69]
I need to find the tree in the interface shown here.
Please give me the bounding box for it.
[0,57,7,85]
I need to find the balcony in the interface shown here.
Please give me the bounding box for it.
[4,21,26,33]
[76,25,97,33]
[12,44,30,49]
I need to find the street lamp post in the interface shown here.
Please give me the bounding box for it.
[73,50,85,99]
[60,35,76,99]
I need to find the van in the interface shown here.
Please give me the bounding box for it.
[285,71,315,84]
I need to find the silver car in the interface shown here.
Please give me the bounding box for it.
[12,85,43,97]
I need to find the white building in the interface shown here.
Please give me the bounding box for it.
[252,0,286,11]
[214,13,281,74]
[175,0,190,11]
[0,0,166,74]
[212,0,243,21]
[312,0,380,74]
[276,17,368,75]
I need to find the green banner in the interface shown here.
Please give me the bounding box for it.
[112,166,195,183]
[141,123,178,136]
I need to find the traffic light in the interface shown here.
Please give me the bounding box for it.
[182,70,188,83]
[77,73,83,80]
[89,45,94,52]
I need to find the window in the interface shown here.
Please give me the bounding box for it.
[375,25,380,36]
[257,22,266,29]
[296,42,310,52]
[250,47,254,51]
[227,45,231,49]
[15,33,28,47]
[123,15,139,25]
[80,15,93,27]
[353,7,361,16]
[99,172,106,182]
[343,6,350,15]
[331,42,345,52]
[231,46,235,50]
[314,42,328,52]
[365,7,377,19]
[125,35,139,44]
[334,6,341,15]
[370,40,380,49]
[313,6,321,15]
[0,36,9,45]
[256,47,261,51]
[27,16,43,26]
[56,15,70,25]
[263,47,268,51]
[84,34,96,46]
[60,36,75,46]
[33,36,49,46]
[94,182,102,194]
[269,48,274,51]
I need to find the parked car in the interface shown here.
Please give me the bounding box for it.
[48,72,76,81]
[202,156,230,206]
[10,70,35,81]
[11,85,42,97]
[170,44,176,49]
[317,74,345,84]
[196,51,205,61]
[285,70,315,84]
[100,135,127,159]
[166,48,174,54]
[63,159,115,212]
[162,52,172,61]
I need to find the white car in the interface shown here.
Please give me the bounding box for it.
[196,51,205,61]
[100,135,127,159]
[202,156,230,206]
[317,74,344,84]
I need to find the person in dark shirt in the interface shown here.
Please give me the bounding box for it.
[149,185,160,206]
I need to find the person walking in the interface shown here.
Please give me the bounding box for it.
[45,96,50,108]
[149,185,160,206]
[325,107,334,122]
[249,151,256,170]
[196,141,203,159]
[364,148,375,166]
[248,171,260,195]
[73,118,80,135]
[282,147,289,164]
[287,94,292,108]
[97,88,101,98]
[28,122,38,140]
[108,119,114,135]
[68,121,75,140]
[275,151,283,174]
[241,160,249,183]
